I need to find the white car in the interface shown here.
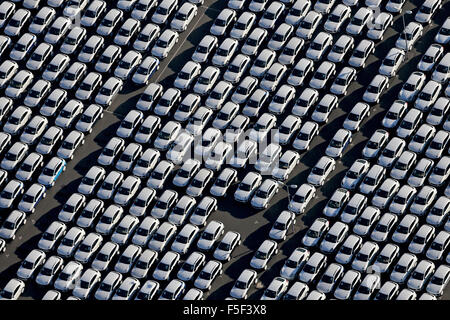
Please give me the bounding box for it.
[288,183,316,215]
[346,7,373,36]
[192,35,218,63]
[324,4,351,33]
[311,94,338,124]
[363,74,390,104]
[349,39,374,68]
[151,29,179,59]
[368,12,393,41]
[306,32,333,61]
[307,156,335,186]
[174,61,201,91]
[379,48,405,77]
[280,248,310,281]
[309,61,336,90]
[302,217,329,247]
[416,81,442,113]
[325,128,352,158]
[319,222,349,254]
[323,188,350,218]
[343,102,370,131]
[415,0,441,24]
[170,2,197,32]
[258,2,285,29]
[249,240,278,270]
[419,44,444,72]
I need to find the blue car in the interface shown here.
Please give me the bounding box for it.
[37,157,66,187]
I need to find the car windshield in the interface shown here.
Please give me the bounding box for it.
[436,64,450,73]
[273,222,286,230]
[412,271,424,280]
[22,194,35,203]
[9,80,23,89]
[397,225,410,234]
[196,44,208,53]
[62,237,74,246]
[431,242,443,250]
[400,32,413,41]
[312,167,324,175]
[246,38,258,46]
[431,276,444,285]
[413,235,426,244]
[156,6,168,15]
[310,42,322,50]
[377,255,390,263]
[330,139,342,148]
[412,169,425,178]
[234,281,247,289]
[325,234,337,243]
[357,253,369,262]
[218,242,231,251]
[264,72,277,81]
[328,200,340,209]
[363,176,376,185]
[346,170,359,179]
[99,283,112,291]
[335,78,347,86]
[440,27,450,35]
[431,207,444,216]
[182,263,195,272]
[340,246,352,255]
[301,20,312,29]
[264,289,277,298]
[352,17,364,26]
[367,85,379,93]
[201,232,214,241]
[422,54,434,63]
[306,229,319,238]
[118,187,131,195]
[419,5,432,14]
[119,28,131,36]
[254,250,267,259]
[96,253,110,262]
[302,264,316,273]
[115,289,129,298]
[384,58,396,67]
[329,14,341,23]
